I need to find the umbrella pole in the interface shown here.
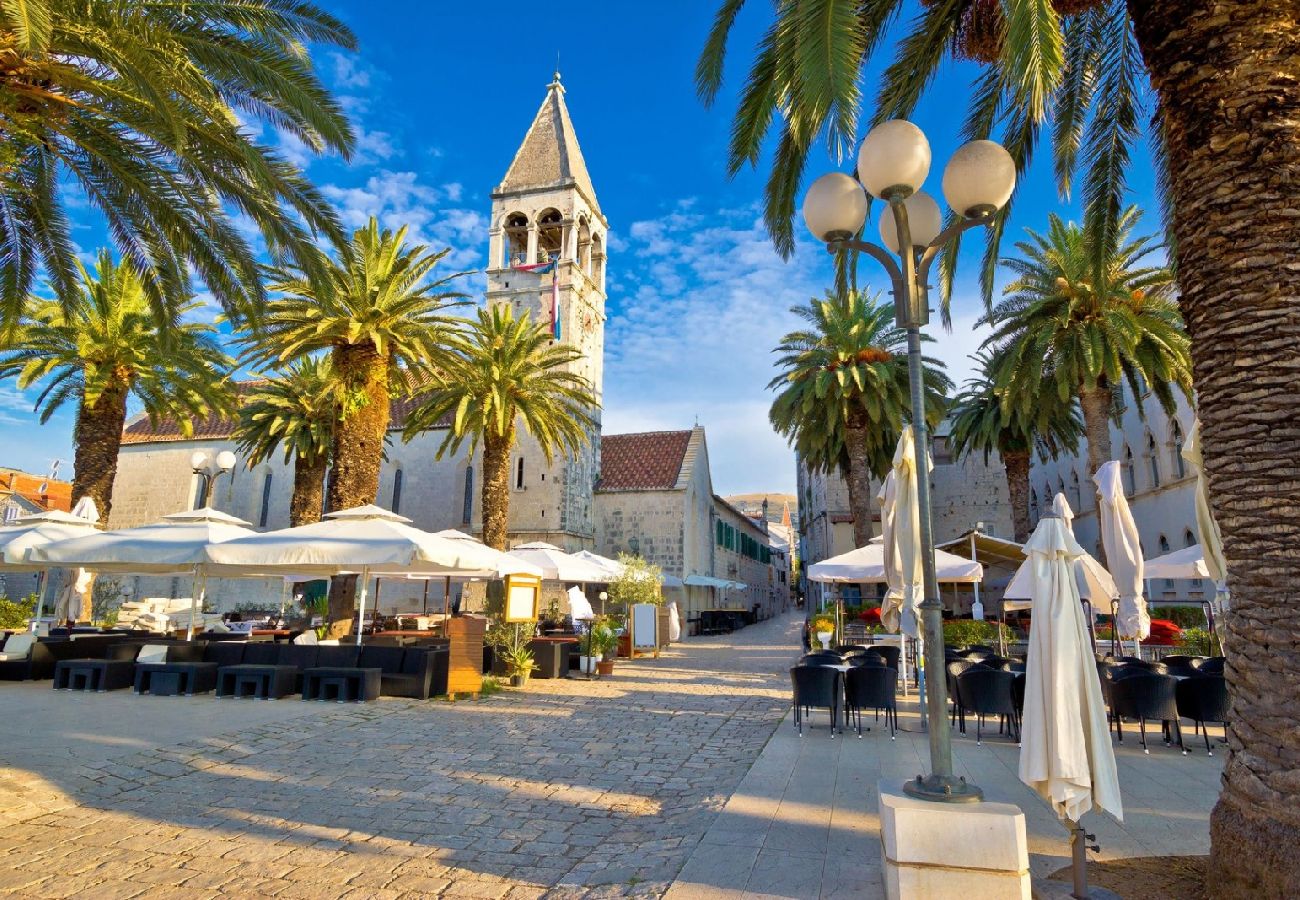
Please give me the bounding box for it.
[422,579,430,615]
[443,575,451,629]
[1067,818,1094,899]
[355,569,370,647]
[187,567,203,641]
[277,580,290,624]
[28,570,51,633]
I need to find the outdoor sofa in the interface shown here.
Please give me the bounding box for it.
[208,642,447,701]
[0,633,139,681]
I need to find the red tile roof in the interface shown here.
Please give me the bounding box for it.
[596,430,692,492]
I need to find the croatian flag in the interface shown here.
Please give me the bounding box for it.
[511,256,562,339]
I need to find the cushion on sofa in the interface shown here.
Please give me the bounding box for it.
[204,642,246,667]
[136,644,170,665]
[315,646,360,668]
[0,633,35,660]
[278,645,319,670]
[242,642,280,665]
[358,645,405,673]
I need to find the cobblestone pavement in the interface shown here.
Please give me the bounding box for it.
[0,612,801,899]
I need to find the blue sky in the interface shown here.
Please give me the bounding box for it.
[0,1,1161,496]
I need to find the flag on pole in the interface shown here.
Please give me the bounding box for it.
[511,256,561,339]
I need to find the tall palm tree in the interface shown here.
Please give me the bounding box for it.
[232,357,337,528]
[0,251,231,518]
[245,217,467,636]
[769,290,950,549]
[948,349,1083,542]
[702,2,1300,888]
[985,209,1190,486]
[401,305,598,550]
[0,0,356,333]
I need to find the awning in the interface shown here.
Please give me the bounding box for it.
[684,574,745,590]
[936,531,1026,568]
[807,542,984,584]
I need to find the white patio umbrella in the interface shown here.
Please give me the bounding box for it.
[1143,544,1210,580]
[205,505,542,644]
[31,508,256,638]
[507,542,612,583]
[1183,420,1229,612]
[876,470,905,634]
[1018,513,1122,898]
[806,540,984,585]
[572,550,623,579]
[1003,495,1118,608]
[882,427,927,640]
[1095,462,1149,647]
[0,507,103,630]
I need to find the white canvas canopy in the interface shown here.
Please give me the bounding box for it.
[1095,462,1150,641]
[572,550,685,588]
[1002,494,1118,611]
[806,542,984,585]
[31,508,257,637]
[1183,421,1228,612]
[1143,544,1210,580]
[507,542,611,583]
[0,510,101,570]
[683,574,746,590]
[1018,514,1123,824]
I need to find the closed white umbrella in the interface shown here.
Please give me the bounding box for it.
[877,471,904,634]
[32,508,256,638]
[1095,462,1149,646]
[1182,421,1228,610]
[1003,494,1118,609]
[507,542,612,583]
[1018,513,1122,898]
[885,427,926,639]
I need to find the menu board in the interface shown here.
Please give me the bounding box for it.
[504,574,542,623]
[631,603,659,650]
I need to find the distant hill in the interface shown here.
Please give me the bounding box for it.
[724,493,797,524]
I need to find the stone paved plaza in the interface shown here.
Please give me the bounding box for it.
[0,615,799,899]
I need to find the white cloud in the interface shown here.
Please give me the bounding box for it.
[0,385,31,411]
[353,126,400,165]
[331,53,371,90]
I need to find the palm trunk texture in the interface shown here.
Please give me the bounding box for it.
[843,416,876,548]
[1129,2,1300,895]
[481,424,514,551]
[1002,449,1032,543]
[289,455,327,528]
[1078,384,1114,564]
[73,380,129,522]
[325,342,390,639]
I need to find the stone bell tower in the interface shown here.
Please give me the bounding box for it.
[485,71,607,549]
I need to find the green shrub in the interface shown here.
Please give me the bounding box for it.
[1177,627,1222,657]
[0,594,37,630]
[941,619,1009,648]
[608,553,663,608]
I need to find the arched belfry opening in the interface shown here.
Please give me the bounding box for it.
[577,217,592,273]
[504,212,529,267]
[591,233,604,285]
[537,208,564,262]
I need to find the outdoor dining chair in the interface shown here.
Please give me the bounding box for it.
[799,651,844,667]
[956,667,1020,744]
[867,645,900,670]
[1197,657,1226,676]
[946,659,981,731]
[1176,675,1230,755]
[844,664,898,739]
[790,665,842,737]
[835,644,869,655]
[1109,673,1186,753]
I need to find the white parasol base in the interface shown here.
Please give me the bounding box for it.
[880,781,1030,899]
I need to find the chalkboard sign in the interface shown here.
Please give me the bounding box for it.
[630,603,659,653]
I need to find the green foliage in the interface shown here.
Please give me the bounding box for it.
[584,616,620,658]
[1152,605,1208,630]
[90,577,126,625]
[607,554,663,609]
[0,0,357,332]
[234,356,337,469]
[942,619,1009,648]
[0,594,37,630]
[402,304,598,462]
[478,675,504,697]
[1176,627,1221,658]
[769,290,951,481]
[498,643,536,678]
[0,252,233,428]
[488,620,536,676]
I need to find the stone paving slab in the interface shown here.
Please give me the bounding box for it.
[0,614,802,898]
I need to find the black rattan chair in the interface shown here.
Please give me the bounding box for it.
[844,665,897,739]
[1197,656,1226,676]
[946,659,981,732]
[956,668,1020,743]
[1110,673,1185,753]
[1176,675,1229,755]
[800,651,844,667]
[869,645,900,670]
[790,665,842,737]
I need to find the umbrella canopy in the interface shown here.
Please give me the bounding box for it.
[1182,421,1228,598]
[32,508,255,572]
[429,529,543,578]
[876,469,905,634]
[890,427,927,638]
[573,550,686,588]
[0,510,102,570]
[1003,495,1118,609]
[567,585,595,621]
[1143,544,1210,580]
[807,542,983,585]
[1095,463,1150,640]
[1018,514,1123,823]
[684,574,746,590]
[507,542,613,583]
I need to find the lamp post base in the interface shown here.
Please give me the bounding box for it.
[902,773,984,803]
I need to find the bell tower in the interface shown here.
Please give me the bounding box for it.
[485,71,606,549]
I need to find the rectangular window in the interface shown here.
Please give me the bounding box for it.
[716,520,725,546]
[258,472,273,528]
[515,457,525,490]
[462,467,473,524]
[391,469,403,515]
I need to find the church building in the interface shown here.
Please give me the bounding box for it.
[106,75,785,619]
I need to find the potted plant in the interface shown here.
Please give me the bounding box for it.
[500,644,536,687]
[810,613,837,649]
[587,617,619,675]
[488,619,536,687]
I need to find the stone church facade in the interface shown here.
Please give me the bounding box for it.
[107,75,785,615]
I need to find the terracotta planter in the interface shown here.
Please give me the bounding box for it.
[596,659,615,676]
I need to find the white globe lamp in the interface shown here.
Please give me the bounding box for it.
[942,140,1016,217]
[857,120,931,199]
[190,451,208,470]
[878,190,943,253]
[215,450,237,471]
[802,172,868,241]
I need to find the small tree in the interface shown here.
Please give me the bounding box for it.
[607,554,663,611]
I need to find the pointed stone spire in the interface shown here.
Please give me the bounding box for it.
[495,72,600,214]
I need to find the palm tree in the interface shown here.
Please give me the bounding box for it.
[768,290,951,550]
[985,209,1190,487]
[245,217,467,636]
[0,0,356,333]
[401,305,598,550]
[0,251,231,518]
[232,357,337,528]
[701,2,1300,888]
[948,349,1083,542]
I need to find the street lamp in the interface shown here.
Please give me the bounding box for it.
[802,122,1015,804]
[191,450,236,508]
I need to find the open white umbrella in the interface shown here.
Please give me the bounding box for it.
[1,508,103,630]
[1018,513,1122,897]
[806,540,984,586]
[206,506,542,644]
[1095,462,1149,646]
[1003,495,1118,609]
[1183,421,1228,612]
[32,508,256,638]
[508,542,612,583]
[1143,544,1210,580]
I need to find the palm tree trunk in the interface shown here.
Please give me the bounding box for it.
[72,379,130,522]
[843,415,876,548]
[324,341,390,639]
[1077,383,1113,480]
[481,424,514,551]
[1129,3,1300,894]
[289,454,327,528]
[1002,449,1032,543]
